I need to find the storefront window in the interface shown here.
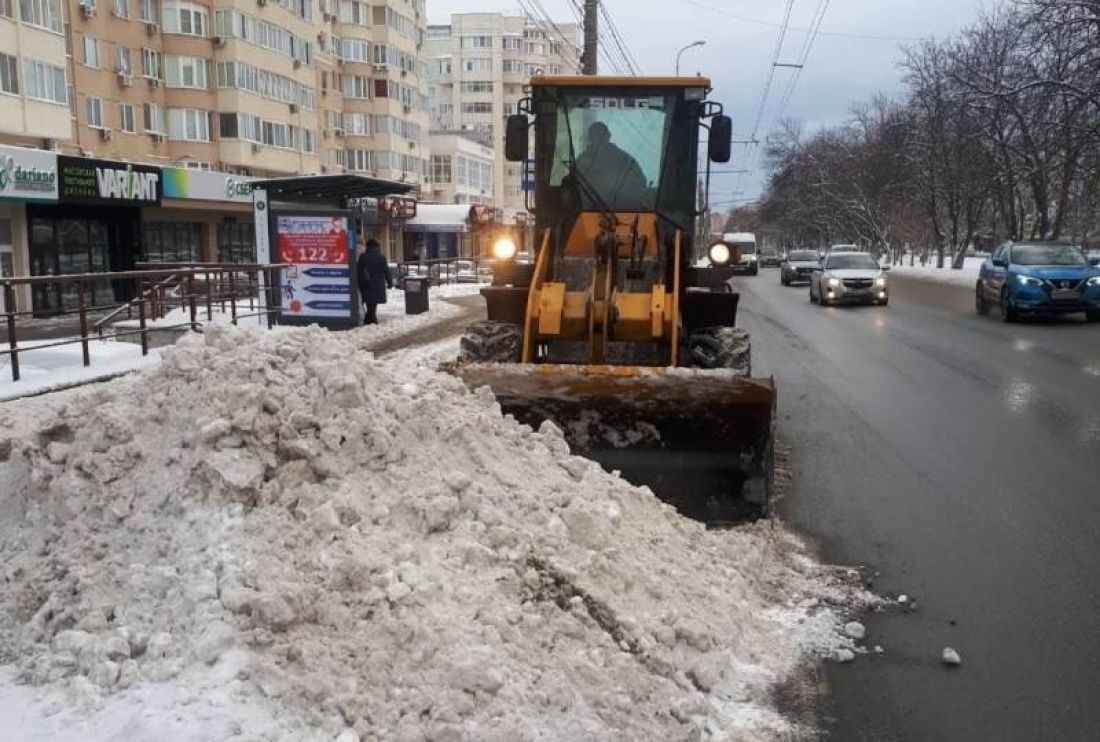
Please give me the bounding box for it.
[28,217,115,314]
[142,221,201,263]
[216,220,255,263]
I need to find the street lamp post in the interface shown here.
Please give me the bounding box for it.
[675,40,706,76]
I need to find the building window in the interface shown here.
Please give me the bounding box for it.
[461,102,492,114]
[119,103,136,132]
[461,35,492,49]
[19,0,63,32]
[430,155,451,184]
[338,0,366,25]
[114,0,127,16]
[341,75,369,99]
[142,221,202,263]
[144,102,166,133]
[139,0,155,22]
[141,48,163,79]
[168,108,210,141]
[82,36,101,68]
[85,96,103,127]
[460,81,493,94]
[342,112,367,135]
[22,59,67,105]
[463,58,492,73]
[0,54,17,95]
[217,220,255,263]
[116,46,132,75]
[339,38,370,63]
[162,1,207,36]
[502,59,523,73]
[0,0,11,17]
[301,129,316,154]
[502,36,521,51]
[165,55,208,88]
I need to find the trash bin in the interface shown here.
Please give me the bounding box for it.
[404,276,429,315]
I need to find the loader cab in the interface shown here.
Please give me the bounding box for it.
[505,76,731,262]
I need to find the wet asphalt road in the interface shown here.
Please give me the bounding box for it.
[734,270,1100,742]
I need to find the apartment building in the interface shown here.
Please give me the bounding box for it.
[425,130,492,206]
[0,0,429,313]
[425,13,581,221]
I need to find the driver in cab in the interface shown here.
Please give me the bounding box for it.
[574,122,647,205]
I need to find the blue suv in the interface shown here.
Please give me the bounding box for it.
[976,242,1100,323]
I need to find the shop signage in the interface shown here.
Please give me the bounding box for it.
[277,215,353,320]
[0,145,59,202]
[161,167,256,203]
[58,156,161,206]
[377,196,417,219]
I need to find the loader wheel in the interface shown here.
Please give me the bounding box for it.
[684,327,751,375]
[459,320,522,363]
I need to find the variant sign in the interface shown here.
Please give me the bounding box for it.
[58,156,161,206]
[277,215,353,320]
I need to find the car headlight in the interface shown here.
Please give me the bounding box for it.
[1086,275,1100,287]
[827,276,841,288]
[491,237,517,260]
[875,276,887,287]
[1016,274,1043,286]
[708,242,731,265]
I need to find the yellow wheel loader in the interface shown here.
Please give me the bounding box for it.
[453,75,776,522]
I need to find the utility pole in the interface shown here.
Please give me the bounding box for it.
[582,0,598,75]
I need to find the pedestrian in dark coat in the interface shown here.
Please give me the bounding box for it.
[357,238,393,325]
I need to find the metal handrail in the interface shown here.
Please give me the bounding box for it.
[1,264,287,384]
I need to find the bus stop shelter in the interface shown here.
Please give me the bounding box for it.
[251,174,414,330]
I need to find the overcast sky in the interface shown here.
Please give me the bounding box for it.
[428,0,987,204]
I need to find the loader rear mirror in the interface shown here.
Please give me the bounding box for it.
[709,115,732,163]
[505,115,528,162]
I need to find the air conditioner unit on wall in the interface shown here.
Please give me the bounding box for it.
[99,128,113,141]
[151,132,165,143]
[333,127,344,137]
[289,103,298,113]
[118,73,133,87]
[251,143,261,153]
[80,3,96,18]
[212,36,226,47]
[148,77,161,88]
[144,20,158,34]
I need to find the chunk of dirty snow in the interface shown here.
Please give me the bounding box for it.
[843,621,866,640]
[942,647,962,666]
[835,649,856,663]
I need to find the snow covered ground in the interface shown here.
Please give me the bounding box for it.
[0,322,873,741]
[0,340,162,403]
[881,256,984,287]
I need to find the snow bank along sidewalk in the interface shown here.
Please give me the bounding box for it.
[881,256,984,288]
[0,288,472,402]
[0,324,871,741]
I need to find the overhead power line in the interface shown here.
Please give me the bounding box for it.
[683,0,926,42]
[598,1,642,75]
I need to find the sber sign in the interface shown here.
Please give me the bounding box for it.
[58,156,161,206]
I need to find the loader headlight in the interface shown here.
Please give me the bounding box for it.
[708,242,731,265]
[827,276,841,288]
[492,237,517,260]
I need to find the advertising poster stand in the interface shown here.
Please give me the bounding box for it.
[251,175,413,331]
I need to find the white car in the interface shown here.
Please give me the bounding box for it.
[810,252,890,306]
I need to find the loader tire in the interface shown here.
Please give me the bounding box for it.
[684,326,751,375]
[459,320,523,363]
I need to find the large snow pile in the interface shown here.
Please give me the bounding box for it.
[881,256,984,287]
[0,324,868,741]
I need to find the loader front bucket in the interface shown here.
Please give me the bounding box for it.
[450,363,777,524]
